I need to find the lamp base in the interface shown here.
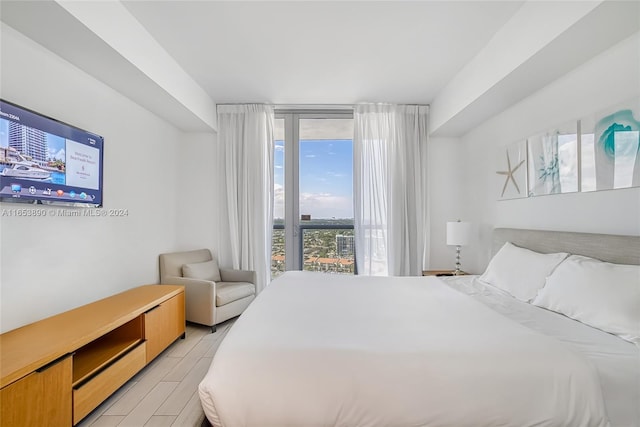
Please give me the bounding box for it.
[453,245,464,276]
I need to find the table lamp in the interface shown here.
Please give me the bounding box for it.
[446,220,471,275]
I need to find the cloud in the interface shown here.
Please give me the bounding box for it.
[299,192,353,219]
[305,154,316,158]
[49,148,65,161]
[273,183,285,219]
[273,190,354,219]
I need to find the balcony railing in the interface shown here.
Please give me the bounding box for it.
[271,223,356,277]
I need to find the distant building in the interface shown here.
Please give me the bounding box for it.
[8,122,48,165]
[336,234,355,257]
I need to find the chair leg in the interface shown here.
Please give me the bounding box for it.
[211,325,217,333]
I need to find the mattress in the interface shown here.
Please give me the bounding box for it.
[198,271,625,427]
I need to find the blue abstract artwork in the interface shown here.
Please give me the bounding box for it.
[582,99,640,191]
[527,122,578,197]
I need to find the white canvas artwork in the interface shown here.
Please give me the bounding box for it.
[496,140,527,200]
[527,122,579,197]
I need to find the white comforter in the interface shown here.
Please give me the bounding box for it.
[199,271,609,427]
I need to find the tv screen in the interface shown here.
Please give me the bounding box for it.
[0,99,104,207]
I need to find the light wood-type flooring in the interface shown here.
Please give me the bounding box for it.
[77,320,235,427]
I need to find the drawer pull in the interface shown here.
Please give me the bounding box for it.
[36,353,72,373]
[73,342,144,389]
[145,304,161,314]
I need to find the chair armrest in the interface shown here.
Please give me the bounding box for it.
[219,269,257,284]
[161,276,216,326]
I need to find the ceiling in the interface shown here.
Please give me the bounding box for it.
[121,1,523,105]
[1,1,639,134]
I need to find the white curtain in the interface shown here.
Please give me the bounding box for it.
[216,104,274,293]
[353,104,429,276]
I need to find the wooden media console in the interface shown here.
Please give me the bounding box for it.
[0,285,185,426]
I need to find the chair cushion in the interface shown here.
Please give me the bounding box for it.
[216,282,255,306]
[182,259,221,282]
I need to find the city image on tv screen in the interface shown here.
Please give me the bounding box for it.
[0,99,104,207]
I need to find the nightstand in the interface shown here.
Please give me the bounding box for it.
[422,270,468,276]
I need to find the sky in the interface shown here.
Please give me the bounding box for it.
[274,138,353,220]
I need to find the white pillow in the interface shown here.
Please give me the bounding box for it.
[532,255,640,345]
[182,259,221,282]
[479,242,568,302]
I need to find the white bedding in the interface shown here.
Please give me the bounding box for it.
[444,275,640,427]
[199,271,614,427]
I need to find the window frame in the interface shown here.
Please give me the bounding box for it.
[274,109,354,272]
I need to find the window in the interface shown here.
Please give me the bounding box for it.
[271,111,354,278]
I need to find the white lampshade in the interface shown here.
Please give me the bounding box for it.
[447,221,471,246]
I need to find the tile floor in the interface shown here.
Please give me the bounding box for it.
[77,320,234,427]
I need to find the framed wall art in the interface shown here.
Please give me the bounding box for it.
[527,121,579,197]
[581,97,640,192]
[496,140,527,200]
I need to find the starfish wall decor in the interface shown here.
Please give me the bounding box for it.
[496,149,526,198]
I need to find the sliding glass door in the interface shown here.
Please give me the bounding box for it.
[271,111,354,278]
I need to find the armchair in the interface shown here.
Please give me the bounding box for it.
[159,249,256,332]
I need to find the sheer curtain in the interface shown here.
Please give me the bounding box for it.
[216,104,274,293]
[353,104,429,276]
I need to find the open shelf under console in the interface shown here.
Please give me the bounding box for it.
[1,285,185,426]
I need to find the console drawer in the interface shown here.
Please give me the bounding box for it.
[73,342,146,424]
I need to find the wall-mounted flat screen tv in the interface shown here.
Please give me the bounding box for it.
[0,99,104,207]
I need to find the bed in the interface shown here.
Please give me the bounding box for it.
[199,228,640,427]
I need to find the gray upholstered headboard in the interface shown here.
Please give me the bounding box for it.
[492,228,640,265]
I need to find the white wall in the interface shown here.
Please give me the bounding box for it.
[427,136,466,270]
[459,32,640,274]
[175,132,218,253]
[0,24,186,332]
